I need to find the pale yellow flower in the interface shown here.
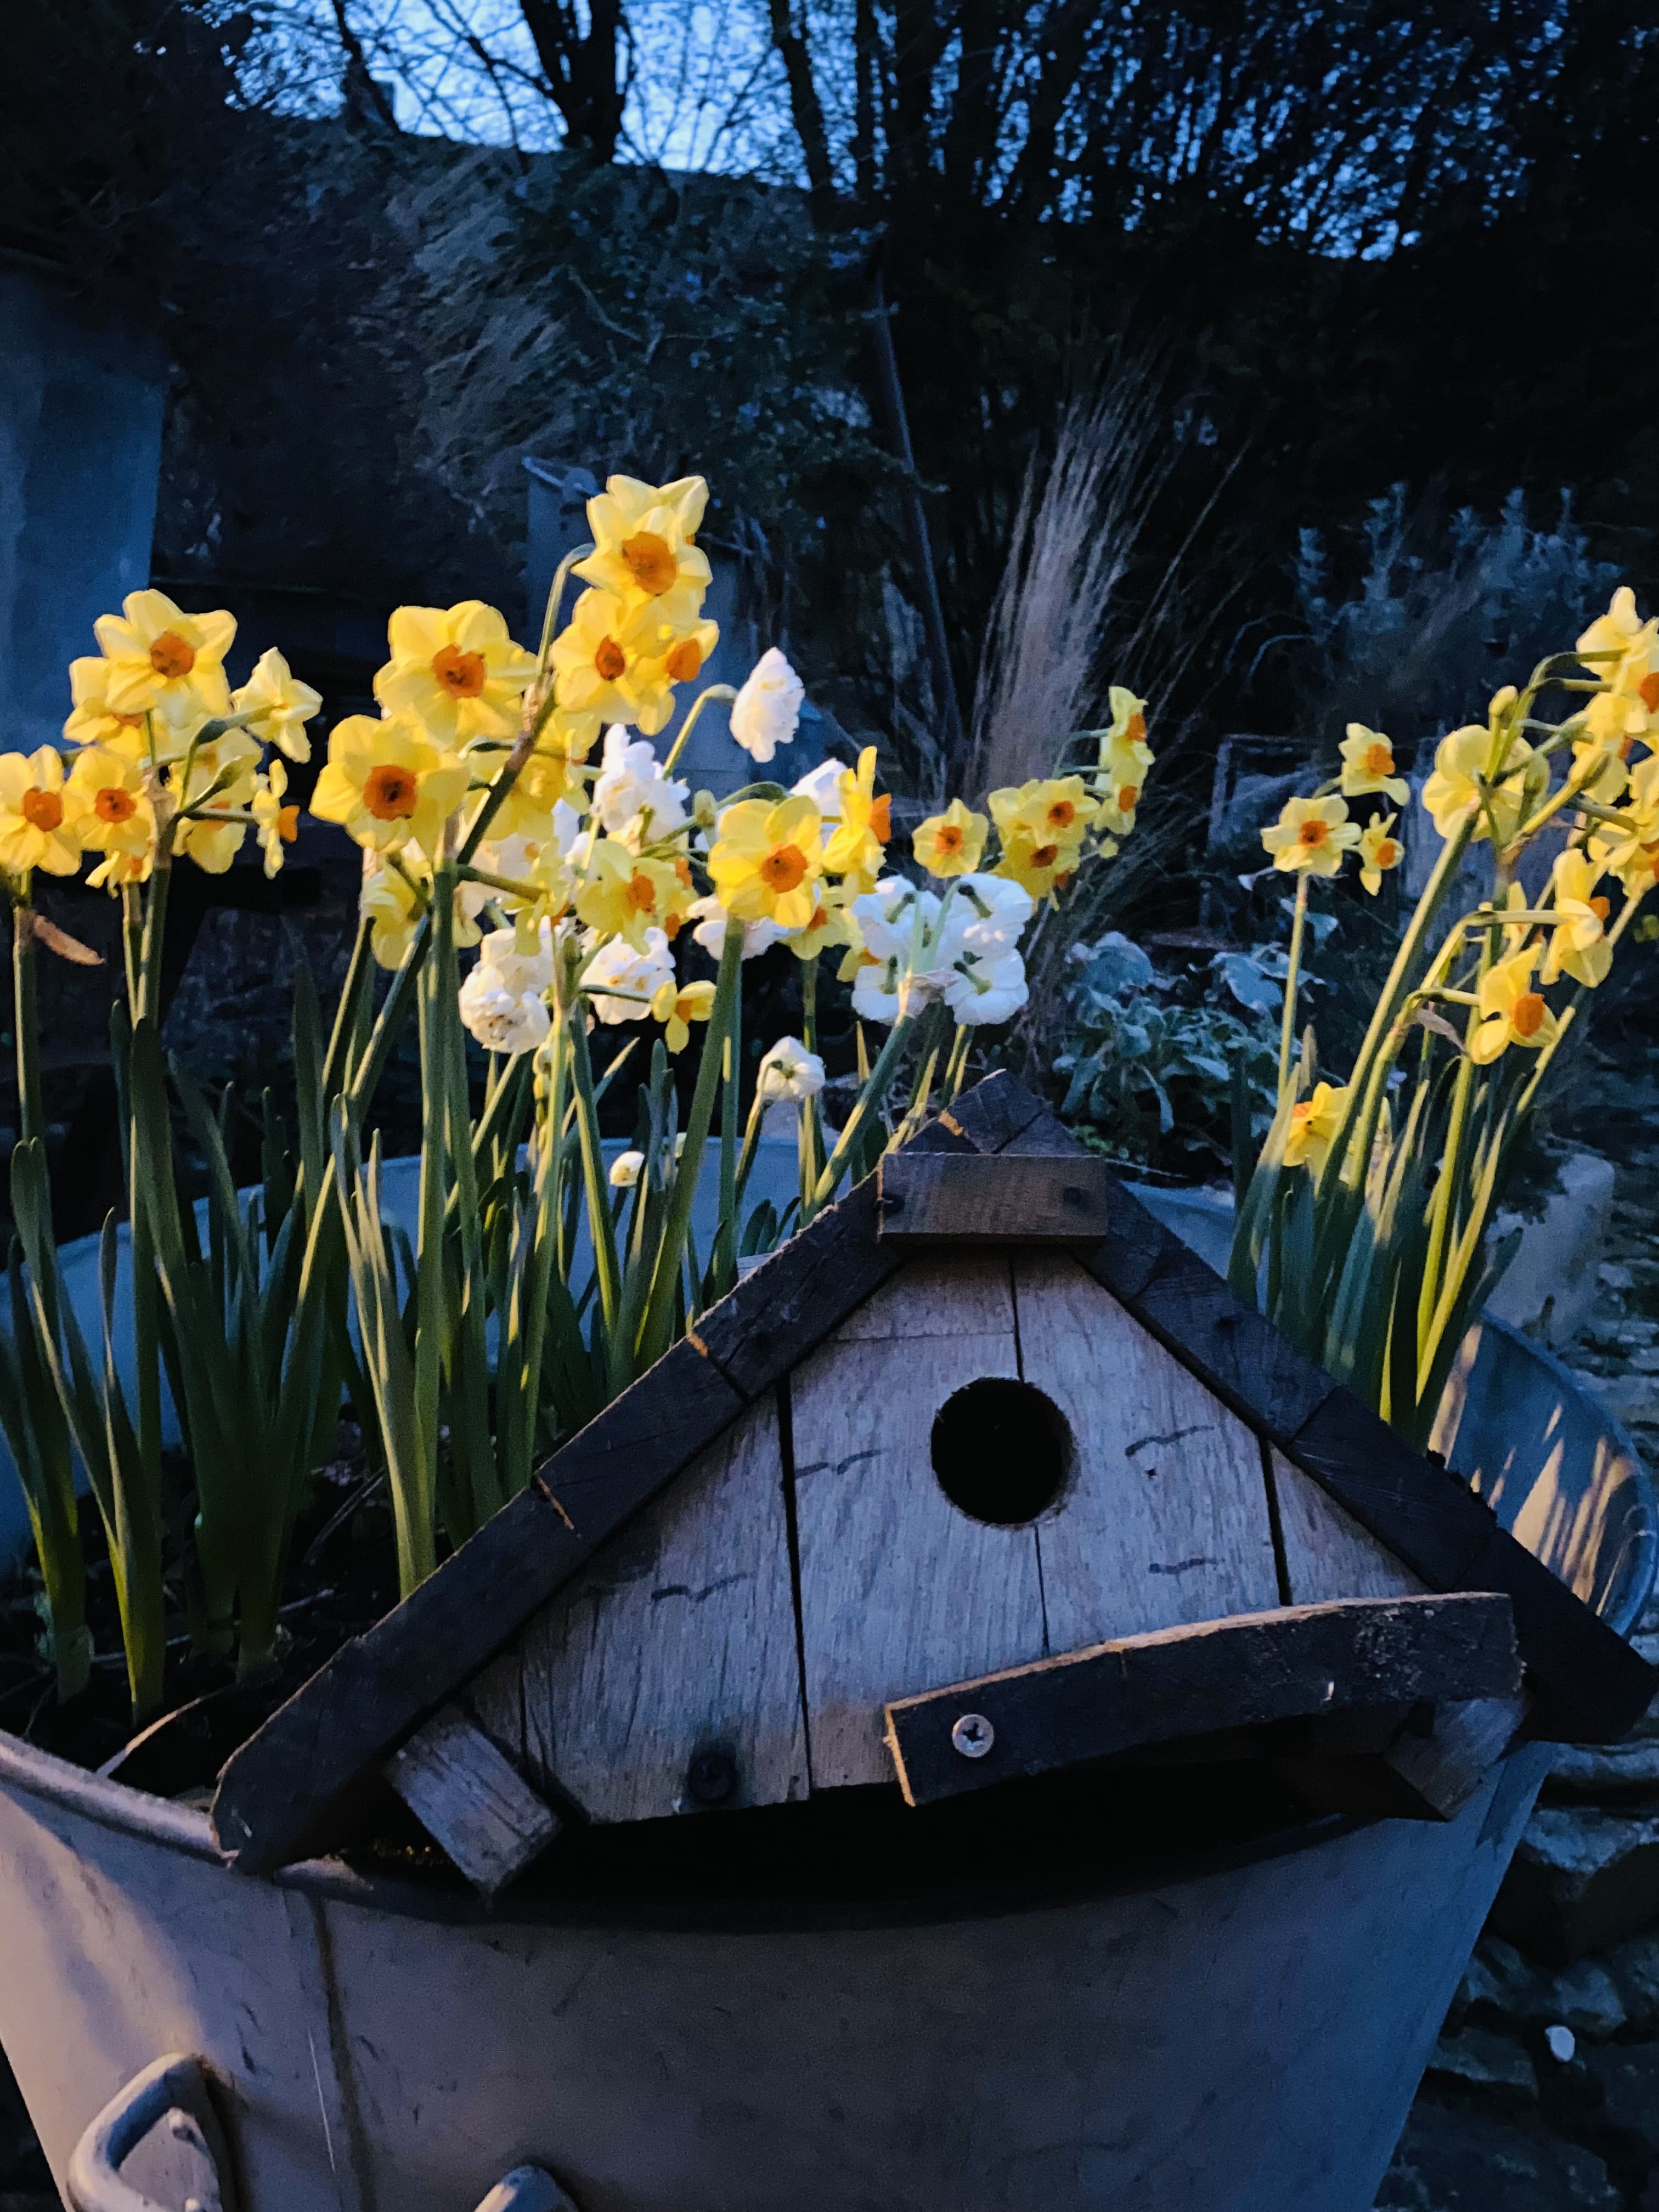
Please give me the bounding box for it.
[91,589,234,720]
[0,749,80,877]
[311,715,469,855]
[1339,725,1409,804]
[361,861,424,970]
[1541,848,1613,988]
[1358,811,1404,895]
[1283,1082,1351,1174]
[707,794,825,930]
[913,798,988,878]
[989,776,1097,854]
[822,747,891,890]
[783,882,859,962]
[574,841,694,949]
[1469,945,1559,1064]
[232,649,323,763]
[575,475,712,627]
[375,602,538,744]
[1578,586,1658,678]
[252,758,300,879]
[550,589,679,736]
[650,977,716,1053]
[489,715,599,838]
[1421,725,1543,844]
[1261,794,1359,877]
[63,655,154,753]
[1590,757,1659,897]
[63,747,154,862]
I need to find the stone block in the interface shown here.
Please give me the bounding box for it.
[1548,1739,1659,1801]
[1491,1805,1659,1964]
[1375,2103,1620,2210]
[1583,2040,1659,2162]
[1426,2027,1539,2097]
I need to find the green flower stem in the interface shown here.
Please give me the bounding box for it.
[943,1022,973,1104]
[662,685,739,780]
[136,858,171,1027]
[320,910,374,1099]
[535,543,593,671]
[12,903,42,1149]
[805,1012,918,1222]
[561,956,623,1345]
[1277,871,1310,1098]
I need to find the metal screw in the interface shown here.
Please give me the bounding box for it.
[951,1712,995,1759]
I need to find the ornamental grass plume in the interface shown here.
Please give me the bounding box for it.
[1231,587,1659,1447]
[2,465,1156,1728]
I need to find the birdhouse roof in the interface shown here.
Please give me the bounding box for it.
[212,1073,1654,1875]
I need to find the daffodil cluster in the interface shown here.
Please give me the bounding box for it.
[2,593,323,915]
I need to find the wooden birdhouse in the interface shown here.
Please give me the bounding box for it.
[212,1076,1653,1893]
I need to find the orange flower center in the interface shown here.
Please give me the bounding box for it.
[665,637,703,683]
[1046,799,1077,831]
[1290,1101,1313,1130]
[94,787,137,824]
[1364,742,1394,776]
[278,805,300,843]
[115,712,145,730]
[870,794,891,841]
[1513,991,1546,1039]
[1641,673,1659,712]
[148,630,196,680]
[621,531,678,596]
[594,637,627,681]
[1118,785,1139,811]
[759,843,808,894]
[1298,819,1329,848]
[625,871,657,913]
[433,645,487,699]
[805,904,828,932]
[1590,894,1611,921]
[21,789,62,833]
[1125,713,1146,743]
[1374,838,1400,868]
[664,913,682,940]
[364,763,419,820]
[674,857,693,888]
[935,824,964,855]
[1030,843,1059,869]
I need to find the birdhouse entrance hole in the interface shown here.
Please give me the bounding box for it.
[930,1378,1073,1526]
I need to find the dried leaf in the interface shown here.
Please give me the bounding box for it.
[1409,1004,1465,1052]
[25,913,103,967]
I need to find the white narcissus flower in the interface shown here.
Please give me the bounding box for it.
[730,648,804,763]
[582,927,676,1022]
[456,921,555,1054]
[757,1036,826,1103]
[790,756,847,819]
[591,726,689,843]
[609,1149,644,1188]
[687,894,785,961]
[851,877,938,961]
[943,949,1029,1026]
[944,872,1034,958]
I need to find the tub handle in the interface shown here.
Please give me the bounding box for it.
[472,2166,580,2212]
[65,2052,235,2212]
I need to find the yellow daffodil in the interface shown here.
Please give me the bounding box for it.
[650,977,716,1053]
[913,798,988,878]
[374,602,538,744]
[1358,811,1404,895]
[1420,725,1544,845]
[1283,1082,1351,1174]
[822,747,891,890]
[64,747,154,862]
[361,861,424,970]
[784,882,859,962]
[575,475,713,628]
[232,648,323,762]
[165,725,264,872]
[1104,686,1150,751]
[550,589,679,736]
[173,811,247,874]
[707,794,825,929]
[575,841,694,949]
[1590,758,1659,897]
[311,715,469,855]
[63,655,154,754]
[252,759,301,879]
[0,749,80,877]
[989,775,1097,854]
[1578,586,1658,680]
[1469,945,1559,1064]
[1541,848,1613,988]
[1261,794,1360,877]
[1339,725,1410,804]
[658,616,721,689]
[1570,723,1633,804]
[489,718,599,838]
[993,824,1077,901]
[91,589,234,720]
[86,850,152,893]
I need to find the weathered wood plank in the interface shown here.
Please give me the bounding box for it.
[933,1070,1049,1155]
[469,1397,809,1823]
[790,1256,1046,1789]
[1382,1691,1531,1819]
[883,1593,1521,1806]
[877,1152,1111,1243]
[212,1338,745,1873]
[383,1704,558,1895]
[1015,1253,1283,1647]
[1267,1446,1427,1604]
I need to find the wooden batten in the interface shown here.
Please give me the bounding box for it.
[876,1151,1111,1243]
